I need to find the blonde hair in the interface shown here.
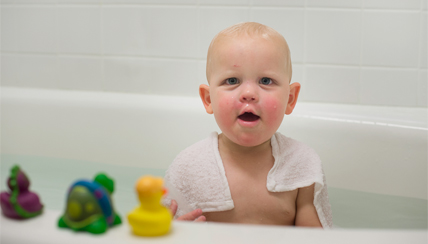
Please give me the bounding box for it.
[206,22,292,83]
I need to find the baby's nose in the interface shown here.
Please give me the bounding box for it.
[239,86,259,103]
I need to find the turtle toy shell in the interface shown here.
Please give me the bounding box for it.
[58,173,122,234]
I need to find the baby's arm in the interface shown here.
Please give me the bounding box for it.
[169,199,206,222]
[295,183,322,227]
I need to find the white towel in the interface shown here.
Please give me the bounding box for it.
[163,131,333,228]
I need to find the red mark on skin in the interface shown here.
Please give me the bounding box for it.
[233,64,240,67]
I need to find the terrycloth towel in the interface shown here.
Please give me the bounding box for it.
[163,132,333,228]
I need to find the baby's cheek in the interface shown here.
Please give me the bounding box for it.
[214,96,235,126]
[218,96,232,108]
[263,98,285,126]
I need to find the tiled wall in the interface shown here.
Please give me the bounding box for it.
[1,0,427,107]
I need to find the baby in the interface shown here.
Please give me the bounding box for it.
[163,22,332,228]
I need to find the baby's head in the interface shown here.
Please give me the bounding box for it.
[206,22,292,84]
[200,22,300,147]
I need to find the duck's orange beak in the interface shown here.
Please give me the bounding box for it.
[162,188,168,196]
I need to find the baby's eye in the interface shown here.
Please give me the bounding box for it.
[226,78,239,85]
[260,77,272,85]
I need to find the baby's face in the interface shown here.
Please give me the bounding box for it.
[205,35,295,147]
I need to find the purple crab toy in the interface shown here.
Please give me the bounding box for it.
[0,165,43,219]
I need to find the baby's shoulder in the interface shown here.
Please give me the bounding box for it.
[164,133,224,193]
[269,133,324,190]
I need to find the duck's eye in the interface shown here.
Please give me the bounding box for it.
[226,78,238,85]
[260,77,272,85]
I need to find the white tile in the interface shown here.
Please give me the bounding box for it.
[102,0,197,4]
[1,6,57,53]
[423,0,427,10]
[362,11,420,68]
[1,0,56,3]
[103,58,200,96]
[198,60,208,86]
[58,56,103,90]
[198,7,249,58]
[145,7,198,58]
[306,10,361,65]
[363,0,421,10]
[306,0,362,8]
[57,0,101,3]
[289,64,304,100]
[418,70,427,107]
[199,0,249,5]
[420,13,427,68]
[102,7,144,56]
[295,65,308,101]
[57,6,101,54]
[291,64,303,84]
[103,7,198,58]
[251,0,304,7]
[251,8,305,63]
[1,54,59,89]
[361,68,419,106]
[102,58,135,92]
[304,65,360,104]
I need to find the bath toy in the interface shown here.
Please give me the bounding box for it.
[0,165,43,219]
[58,173,122,234]
[127,175,172,236]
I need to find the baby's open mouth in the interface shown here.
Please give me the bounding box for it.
[238,112,260,122]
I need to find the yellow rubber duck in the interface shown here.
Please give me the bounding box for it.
[127,176,172,236]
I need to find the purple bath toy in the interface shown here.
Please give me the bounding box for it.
[0,165,43,219]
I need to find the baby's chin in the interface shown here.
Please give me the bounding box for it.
[222,132,272,149]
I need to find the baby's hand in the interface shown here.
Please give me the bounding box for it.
[169,199,206,222]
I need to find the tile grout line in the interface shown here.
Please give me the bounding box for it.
[1,51,422,71]
[301,0,307,91]
[100,2,106,92]
[1,3,424,12]
[359,2,364,105]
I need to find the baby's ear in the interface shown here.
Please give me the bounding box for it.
[285,82,301,115]
[199,84,213,114]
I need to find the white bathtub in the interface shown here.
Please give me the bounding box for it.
[1,87,427,243]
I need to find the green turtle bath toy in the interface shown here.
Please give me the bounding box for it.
[58,173,121,234]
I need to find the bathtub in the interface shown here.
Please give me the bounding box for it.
[1,87,427,243]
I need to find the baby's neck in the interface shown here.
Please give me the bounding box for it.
[218,134,273,168]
